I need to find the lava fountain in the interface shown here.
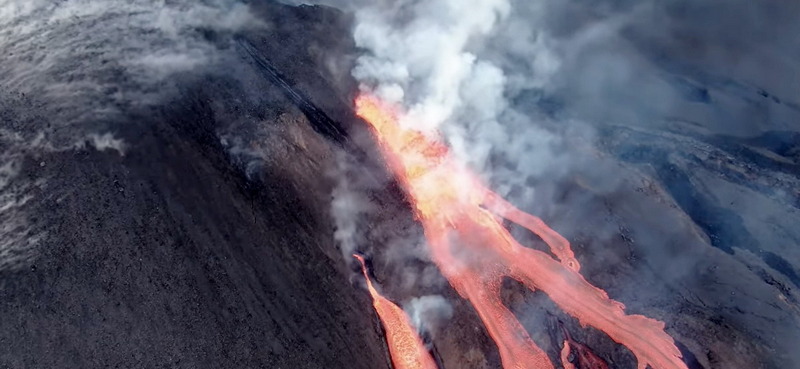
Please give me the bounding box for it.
[354,254,438,369]
[355,93,689,369]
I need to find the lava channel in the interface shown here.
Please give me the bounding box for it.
[355,93,689,369]
[354,254,438,369]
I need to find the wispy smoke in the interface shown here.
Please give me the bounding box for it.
[0,133,45,273]
[79,133,127,155]
[294,0,573,183]
[404,295,453,339]
[330,151,375,259]
[0,156,33,272]
[303,0,800,366]
[0,0,264,147]
[0,0,263,271]
[351,0,521,175]
[0,126,129,272]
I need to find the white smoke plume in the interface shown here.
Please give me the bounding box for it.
[352,0,509,126]
[285,0,571,183]
[289,1,800,365]
[330,151,375,259]
[350,0,527,176]
[404,294,454,337]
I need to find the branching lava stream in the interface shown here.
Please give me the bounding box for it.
[354,255,438,369]
[355,94,689,369]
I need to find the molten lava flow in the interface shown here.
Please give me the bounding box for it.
[561,322,609,369]
[355,94,689,369]
[354,255,438,369]
[561,342,577,369]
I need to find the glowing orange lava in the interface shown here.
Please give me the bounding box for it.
[355,94,688,369]
[354,254,438,369]
[561,322,609,369]
[561,342,577,369]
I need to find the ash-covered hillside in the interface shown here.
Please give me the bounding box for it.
[0,2,389,368]
[0,0,798,369]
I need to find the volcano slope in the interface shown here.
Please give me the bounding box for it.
[0,1,799,369]
[0,2,389,368]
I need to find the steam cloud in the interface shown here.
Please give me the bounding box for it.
[290,0,800,175]
[304,0,800,366]
[293,0,573,188]
[3,0,793,364]
[351,0,525,176]
[330,151,374,259]
[404,295,454,338]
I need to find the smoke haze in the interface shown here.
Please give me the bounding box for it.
[2,0,798,366]
[288,0,800,367]
[0,0,264,146]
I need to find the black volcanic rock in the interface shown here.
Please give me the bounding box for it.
[0,2,388,368]
[1,1,799,369]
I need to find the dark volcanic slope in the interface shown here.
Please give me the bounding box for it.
[2,1,799,369]
[0,103,384,368]
[0,2,389,368]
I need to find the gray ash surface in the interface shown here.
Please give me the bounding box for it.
[1,1,799,369]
